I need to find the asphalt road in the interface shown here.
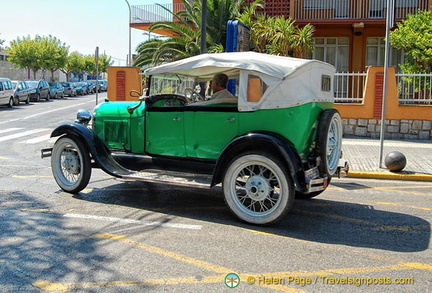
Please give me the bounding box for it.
[0,94,431,292]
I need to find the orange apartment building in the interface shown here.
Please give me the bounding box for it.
[125,0,432,140]
[130,0,432,72]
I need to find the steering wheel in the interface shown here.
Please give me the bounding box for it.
[185,87,204,103]
[147,94,188,106]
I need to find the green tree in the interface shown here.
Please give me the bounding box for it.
[98,54,114,74]
[7,35,41,78]
[0,33,5,50]
[39,35,69,81]
[242,9,314,57]
[7,35,69,80]
[82,54,113,76]
[390,10,432,73]
[61,51,84,81]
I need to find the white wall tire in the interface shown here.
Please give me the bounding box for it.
[51,136,91,193]
[223,154,294,225]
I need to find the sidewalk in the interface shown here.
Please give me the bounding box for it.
[341,137,432,181]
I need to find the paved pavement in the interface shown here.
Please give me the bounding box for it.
[341,137,432,181]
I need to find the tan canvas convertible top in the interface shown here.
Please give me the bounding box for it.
[143,52,336,111]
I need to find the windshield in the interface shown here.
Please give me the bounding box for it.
[149,75,196,96]
[26,81,39,88]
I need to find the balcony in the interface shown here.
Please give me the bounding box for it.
[131,3,185,36]
[294,0,429,23]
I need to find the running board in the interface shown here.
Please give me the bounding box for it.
[120,170,213,189]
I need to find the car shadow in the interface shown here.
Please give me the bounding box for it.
[72,179,430,253]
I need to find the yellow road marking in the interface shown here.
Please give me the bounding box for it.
[33,233,432,292]
[96,233,232,274]
[375,201,432,211]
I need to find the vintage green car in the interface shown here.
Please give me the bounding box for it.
[42,52,346,225]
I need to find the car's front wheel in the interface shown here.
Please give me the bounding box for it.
[223,154,294,225]
[51,136,91,193]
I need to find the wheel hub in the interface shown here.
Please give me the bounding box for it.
[62,151,79,174]
[245,175,270,201]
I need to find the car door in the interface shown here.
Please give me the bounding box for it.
[145,102,186,157]
[0,81,6,104]
[183,106,239,159]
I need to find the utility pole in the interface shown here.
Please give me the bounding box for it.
[124,0,132,66]
[378,0,395,168]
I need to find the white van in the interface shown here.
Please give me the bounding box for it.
[0,78,14,107]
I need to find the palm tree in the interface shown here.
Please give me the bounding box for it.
[243,10,315,58]
[134,0,244,67]
[292,23,315,58]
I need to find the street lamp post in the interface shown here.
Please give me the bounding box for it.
[124,0,132,66]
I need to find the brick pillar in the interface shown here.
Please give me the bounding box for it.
[374,73,384,119]
[116,71,126,101]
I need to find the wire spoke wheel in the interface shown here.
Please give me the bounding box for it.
[51,136,91,193]
[223,154,294,225]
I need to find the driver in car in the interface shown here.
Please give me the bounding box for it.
[194,73,237,105]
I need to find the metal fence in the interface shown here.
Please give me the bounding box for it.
[334,72,366,103]
[295,0,428,20]
[397,73,432,105]
[131,4,184,23]
[334,71,432,105]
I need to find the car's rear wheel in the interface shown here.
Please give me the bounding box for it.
[223,154,294,225]
[25,95,30,104]
[51,136,92,193]
[7,97,14,108]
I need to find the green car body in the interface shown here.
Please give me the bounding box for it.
[43,52,345,225]
[93,100,332,161]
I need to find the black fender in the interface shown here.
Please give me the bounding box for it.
[211,132,307,193]
[51,123,133,177]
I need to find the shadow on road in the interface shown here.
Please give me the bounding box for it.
[71,180,431,253]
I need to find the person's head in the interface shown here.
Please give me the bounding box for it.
[211,73,229,93]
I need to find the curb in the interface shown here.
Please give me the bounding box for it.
[347,171,432,181]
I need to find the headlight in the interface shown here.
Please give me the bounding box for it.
[75,109,92,125]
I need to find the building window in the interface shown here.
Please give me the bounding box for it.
[313,37,349,72]
[366,37,404,71]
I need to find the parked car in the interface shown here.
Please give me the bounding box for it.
[98,80,107,92]
[0,77,15,107]
[74,82,87,95]
[86,81,97,94]
[61,82,77,97]
[49,82,65,99]
[11,80,31,105]
[26,80,50,101]
[42,52,346,225]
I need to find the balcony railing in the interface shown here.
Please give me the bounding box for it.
[131,4,185,24]
[295,0,428,21]
[397,73,432,105]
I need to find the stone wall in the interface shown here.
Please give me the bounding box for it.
[343,119,432,140]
